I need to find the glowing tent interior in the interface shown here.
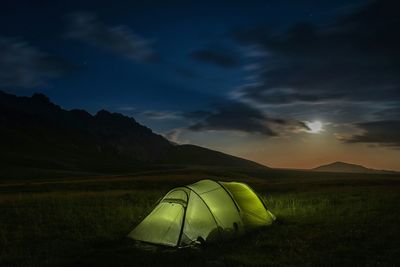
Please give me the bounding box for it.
[128,179,276,247]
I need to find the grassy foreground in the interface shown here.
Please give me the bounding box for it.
[0,170,399,266]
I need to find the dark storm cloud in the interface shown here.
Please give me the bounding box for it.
[236,86,345,105]
[191,48,239,68]
[345,120,400,147]
[0,36,75,88]
[66,12,157,62]
[184,101,307,136]
[233,0,400,105]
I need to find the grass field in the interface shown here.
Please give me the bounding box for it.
[1,168,399,266]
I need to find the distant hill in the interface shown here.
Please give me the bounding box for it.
[312,161,397,174]
[0,90,266,177]
[158,144,265,169]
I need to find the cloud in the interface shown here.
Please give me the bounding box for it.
[343,120,400,147]
[191,48,238,68]
[0,36,75,88]
[165,128,184,143]
[373,105,400,120]
[235,86,345,105]
[184,100,307,136]
[141,110,181,120]
[232,0,400,106]
[66,12,157,62]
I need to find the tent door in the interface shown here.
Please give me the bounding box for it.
[129,202,185,247]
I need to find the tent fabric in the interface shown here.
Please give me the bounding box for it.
[220,182,275,229]
[128,179,275,247]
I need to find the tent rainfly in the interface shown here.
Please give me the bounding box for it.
[128,179,275,247]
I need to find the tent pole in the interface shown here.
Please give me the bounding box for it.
[176,191,189,247]
[215,181,241,213]
[183,186,223,243]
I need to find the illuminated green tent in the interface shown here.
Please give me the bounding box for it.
[128,179,275,247]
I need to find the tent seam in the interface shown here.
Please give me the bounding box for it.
[183,185,223,243]
[176,190,189,247]
[215,181,241,213]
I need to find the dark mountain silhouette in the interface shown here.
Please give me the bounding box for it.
[0,91,266,177]
[312,161,396,174]
[158,144,263,168]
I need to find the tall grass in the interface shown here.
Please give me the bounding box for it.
[0,190,160,266]
[0,183,399,266]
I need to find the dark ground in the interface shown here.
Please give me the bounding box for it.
[1,167,399,266]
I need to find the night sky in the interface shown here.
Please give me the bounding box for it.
[1,0,399,170]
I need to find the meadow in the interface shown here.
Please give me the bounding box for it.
[0,168,399,266]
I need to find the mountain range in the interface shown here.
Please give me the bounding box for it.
[1,91,397,179]
[0,90,265,177]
